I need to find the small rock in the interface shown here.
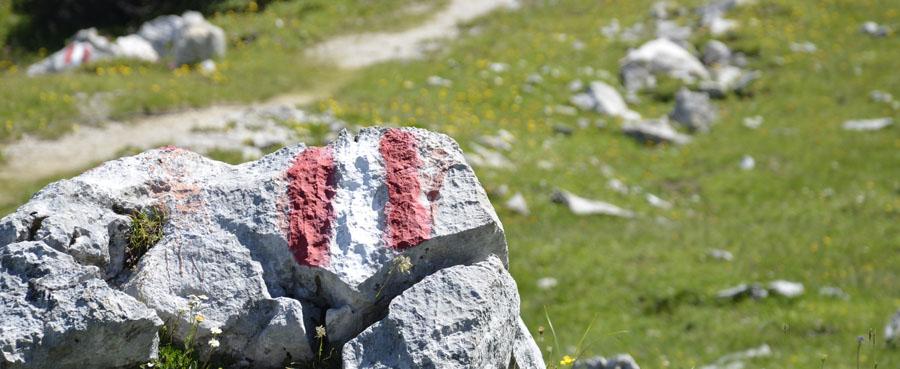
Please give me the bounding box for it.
[569,79,585,92]
[717,283,768,301]
[553,123,575,135]
[739,155,755,170]
[818,286,849,300]
[742,115,763,129]
[702,40,732,66]
[427,75,453,87]
[789,41,817,53]
[886,310,900,344]
[860,21,890,37]
[655,20,693,43]
[870,90,893,103]
[608,178,629,194]
[576,81,642,121]
[707,248,734,261]
[505,192,530,215]
[700,344,772,369]
[478,129,516,151]
[645,193,672,209]
[620,38,710,93]
[552,190,636,218]
[768,280,804,298]
[466,144,515,169]
[670,88,718,132]
[536,277,558,290]
[601,19,621,39]
[842,118,893,131]
[575,353,641,369]
[173,14,227,65]
[623,117,692,145]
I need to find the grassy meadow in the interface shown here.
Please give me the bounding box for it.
[2,0,899,368]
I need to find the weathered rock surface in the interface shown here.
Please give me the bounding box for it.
[342,256,542,369]
[0,241,162,368]
[0,127,532,368]
[173,14,227,65]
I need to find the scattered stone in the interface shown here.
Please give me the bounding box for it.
[743,115,763,129]
[860,21,890,37]
[818,286,849,300]
[670,88,718,132]
[620,38,710,93]
[645,193,672,209]
[700,66,758,97]
[655,20,693,44]
[198,59,217,74]
[768,280,804,298]
[601,19,621,39]
[842,117,893,131]
[466,143,515,169]
[569,79,585,92]
[505,192,530,215]
[789,41,817,53]
[489,62,510,73]
[536,277,558,290]
[608,178,629,194]
[342,256,543,369]
[553,123,575,135]
[699,344,772,369]
[739,155,755,170]
[575,353,641,369]
[717,283,768,301]
[527,73,544,85]
[427,75,453,87]
[702,40,732,66]
[0,127,534,368]
[886,310,900,345]
[870,90,893,103]
[707,248,734,261]
[622,117,693,145]
[27,28,121,76]
[479,129,516,151]
[571,81,641,121]
[552,190,636,218]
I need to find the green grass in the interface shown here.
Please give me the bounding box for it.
[1,0,898,368]
[305,0,899,367]
[126,206,167,269]
[0,0,444,142]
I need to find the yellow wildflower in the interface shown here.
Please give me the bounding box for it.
[195,314,205,323]
[560,355,575,366]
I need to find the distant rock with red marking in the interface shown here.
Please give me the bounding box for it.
[0,127,526,368]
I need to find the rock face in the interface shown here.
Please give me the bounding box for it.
[0,242,162,368]
[0,127,539,368]
[342,256,539,369]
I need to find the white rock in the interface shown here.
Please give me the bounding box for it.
[700,344,772,369]
[842,118,893,131]
[702,40,732,66]
[536,277,558,290]
[620,38,710,93]
[886,310,900,344]
[742,116,763,129]
[342,256,531,369]
[768,280,804,298]
[505,192,530,215]
[645,193,672,209]
[427,75,453,87]
[739,155,755,170]
[622,117,692,145]
[552,190,635,218]
[575,81,642,121]
[26,28,118,76]
[789,41,817,53]
[860,21,890,37]
[173,18,227,65]
[708,248,734,261]
[717,283,768,300]
[114,34,160,62]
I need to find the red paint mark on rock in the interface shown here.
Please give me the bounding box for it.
[286,147,336,267]
[380,129,431,250]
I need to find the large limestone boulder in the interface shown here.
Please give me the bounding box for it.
[0,127,529,368]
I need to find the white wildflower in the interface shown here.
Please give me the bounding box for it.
[208,338,220,348]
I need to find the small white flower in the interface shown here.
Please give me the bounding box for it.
[146,363,155,368]
[208,338,220,348]
[395,256,413,274]
[210,327,222,335]
[315,325,326,339]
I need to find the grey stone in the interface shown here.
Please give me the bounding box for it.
[620,38,710,94]
[842,118,893,131]
[886,310,900,344]
[702,40,732,66]
[505,192,530,215]
[699,344,772,369]
[342,256,530,369]
[622,117,692,145]
[707,248,734,261]
[768,280,803,298]
[0,241,162,368]
[670,88,717,132]
[716,283,768,301]
[575,353,640,369]
[572,82,641,121]
[552,190,635,218]
[860,21,890,37]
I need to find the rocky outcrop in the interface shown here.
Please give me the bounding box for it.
[0,127,539,368]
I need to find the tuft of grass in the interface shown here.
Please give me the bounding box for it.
[125,206,167,269]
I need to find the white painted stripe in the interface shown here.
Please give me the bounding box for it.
[328,130,392,286]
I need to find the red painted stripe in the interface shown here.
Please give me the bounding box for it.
[63,44,75,65]
[380,129,431,250]
[286,147,336,267]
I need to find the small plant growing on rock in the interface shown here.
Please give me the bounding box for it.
[374,255,413,299]
[144,294,222,369]
[125,206,167,269]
